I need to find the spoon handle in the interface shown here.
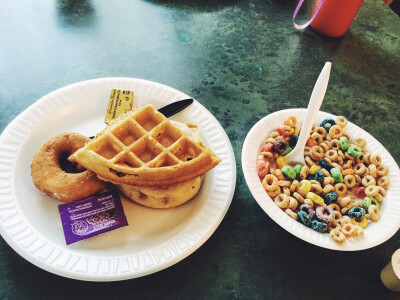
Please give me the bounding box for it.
[297,62,332,153]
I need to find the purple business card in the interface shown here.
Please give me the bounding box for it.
[58,189,128,245]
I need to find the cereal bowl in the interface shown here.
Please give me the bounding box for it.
[242,108,400,251]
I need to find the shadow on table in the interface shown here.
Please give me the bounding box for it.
[147,0,241,12]
[56,0,97,28]
[291,26,399,93]
[320,31,397,69]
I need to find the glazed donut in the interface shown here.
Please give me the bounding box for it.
[31,133,108,202]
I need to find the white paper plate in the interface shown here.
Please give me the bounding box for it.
[242,109,400,251]
[0,78,236,281]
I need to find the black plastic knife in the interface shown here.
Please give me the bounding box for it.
[157,98,194,117]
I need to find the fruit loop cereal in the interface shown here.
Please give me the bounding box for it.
[257,115,390,243]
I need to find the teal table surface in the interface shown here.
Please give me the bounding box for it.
[1,0,400,299]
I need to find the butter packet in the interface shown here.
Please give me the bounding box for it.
[58,189,128,245]
[105,89,133,124]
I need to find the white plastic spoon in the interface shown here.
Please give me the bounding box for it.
[284,62,332,166]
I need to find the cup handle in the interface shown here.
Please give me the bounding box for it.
[293,0,324,30]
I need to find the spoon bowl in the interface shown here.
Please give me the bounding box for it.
[284,62,332,166]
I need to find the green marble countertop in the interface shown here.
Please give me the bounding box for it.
[1,0,399,299]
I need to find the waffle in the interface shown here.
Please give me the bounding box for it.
[70,104,221,187]
[117,175,204,209]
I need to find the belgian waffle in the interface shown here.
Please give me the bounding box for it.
[70,105,221,187]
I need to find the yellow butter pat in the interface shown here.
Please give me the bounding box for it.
[105,89,133,124]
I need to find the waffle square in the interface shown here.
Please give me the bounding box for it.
[71,105,221,186]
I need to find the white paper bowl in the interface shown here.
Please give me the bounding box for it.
[242,109,400,251]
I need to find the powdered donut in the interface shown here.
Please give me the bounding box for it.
[31,132,108,202]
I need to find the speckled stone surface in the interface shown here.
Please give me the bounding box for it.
[1,0,400,299]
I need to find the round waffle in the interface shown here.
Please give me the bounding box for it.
[70,105,221,187]
[117,176,203,208]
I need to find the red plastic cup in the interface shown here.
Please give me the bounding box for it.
[309,0,364,37]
